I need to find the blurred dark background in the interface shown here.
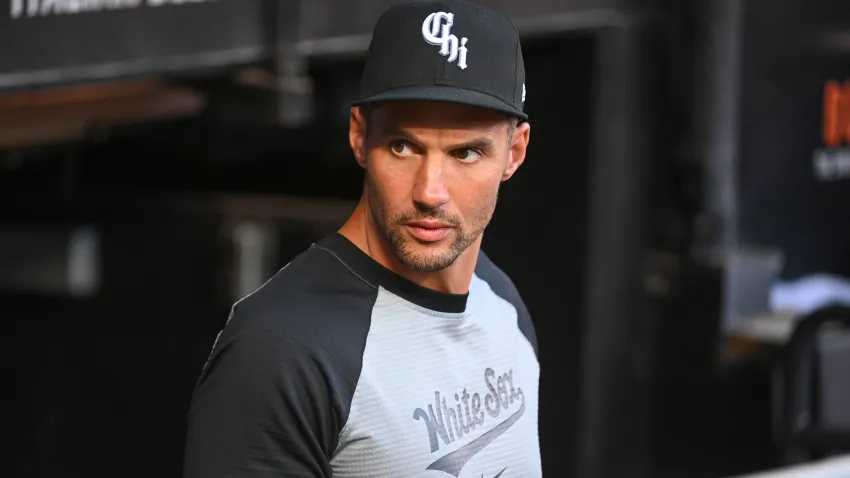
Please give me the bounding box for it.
[5,0,850,477]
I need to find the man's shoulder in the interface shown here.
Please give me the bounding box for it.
[475,250,523,306]
[475,250,538,356]
[187,241,375,475]
[225,241,378,352]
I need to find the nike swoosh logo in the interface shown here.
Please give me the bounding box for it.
[427,398,526,476]
[485,467,507,478]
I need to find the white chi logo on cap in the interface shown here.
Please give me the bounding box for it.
[421,11,469,70]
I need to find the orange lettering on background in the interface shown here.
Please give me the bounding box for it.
[823,80,850,148]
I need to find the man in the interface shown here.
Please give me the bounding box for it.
[183,1,540,476]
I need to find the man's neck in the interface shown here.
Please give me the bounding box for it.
[338,201,479,295]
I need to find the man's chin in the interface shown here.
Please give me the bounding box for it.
[394,242,459,273]
[399,257,454,273]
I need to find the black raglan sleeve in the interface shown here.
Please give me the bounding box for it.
[183,312,337,477]
[183,251,374,477]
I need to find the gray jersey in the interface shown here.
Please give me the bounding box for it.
[184,233,540,478]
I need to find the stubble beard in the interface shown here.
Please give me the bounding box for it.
[366,173,497,273]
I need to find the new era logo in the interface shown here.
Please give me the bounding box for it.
[422,11,469,70]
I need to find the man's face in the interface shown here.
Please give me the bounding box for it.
[352,101,529,273]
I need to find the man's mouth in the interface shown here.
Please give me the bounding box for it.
[405,220,454,242]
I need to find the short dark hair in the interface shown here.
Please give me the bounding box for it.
[506,116,518,140]
[359,103,377,122]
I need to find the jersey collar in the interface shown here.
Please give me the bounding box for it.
[319,233,469,314]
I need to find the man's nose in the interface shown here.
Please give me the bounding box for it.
[412,155,451,210]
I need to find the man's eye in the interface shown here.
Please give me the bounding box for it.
[390,141,414,157]
[455,148,482,162]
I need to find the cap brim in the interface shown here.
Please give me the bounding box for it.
[352,85,527,121]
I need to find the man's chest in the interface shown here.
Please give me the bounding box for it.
[329,291,541,478]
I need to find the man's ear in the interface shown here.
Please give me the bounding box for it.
[349,107,368,169]
[502,122,531,181]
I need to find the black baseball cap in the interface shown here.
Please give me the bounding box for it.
[353,0,528,121]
